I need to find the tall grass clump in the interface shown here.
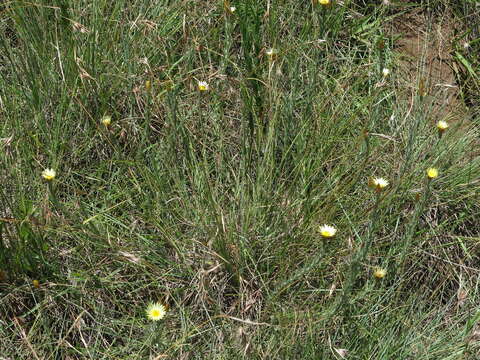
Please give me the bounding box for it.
[0,0,479,358]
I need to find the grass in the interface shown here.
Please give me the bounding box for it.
[0,0,479,358]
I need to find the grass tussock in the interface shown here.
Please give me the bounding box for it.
[1,0,479,358]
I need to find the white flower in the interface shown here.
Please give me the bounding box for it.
[198,81,209,91]
[320,224,337,238]
[42,168,56,181]
[370,177,389,190]
[146,303,167,321]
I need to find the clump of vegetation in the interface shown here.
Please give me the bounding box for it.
[0,0,479,358]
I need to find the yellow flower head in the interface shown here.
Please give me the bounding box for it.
[436,120,448,132]
[101,115,112,126]
[146,302,167,321]
[198,81,209,92]
[369,177,389,191]
[320,224,337,238]
[145,80,151,91]
[33,280,40,288]
[373,267,387,279]
[319,0,331,5]
[426,168,438,179]
[42,168,56,181]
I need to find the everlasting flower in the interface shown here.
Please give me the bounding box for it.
[320,224,337,238]
[426,168,439,179]
[101,115,111,126]
[33,280,40,288]
[370,177,389,191]
[319,0,331,5]
[146,302,167,321]
[373,267,387,279]
[42,168,56,181]
[229,6,236,13]
[145,80,151,91]
[382,68,390,77]
[198,81,209,92]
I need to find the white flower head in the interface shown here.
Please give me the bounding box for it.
[42,168,56,181]
[320,224,337,238]
[370,177,389,190]
[198,81,209,91]
[146,302,167,321]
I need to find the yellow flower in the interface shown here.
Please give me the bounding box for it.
[436,120,448,132]
[426,168,438,179]
[145,80,151,91]
[319,0,331,5]
[146,302,167,321]
[370,177,389,191]
[42,168,56,181]
[101,115,112,126]
[33,280,40,288]
[198,81,209,91]
[373,267,387,279]
[320,224,337,238]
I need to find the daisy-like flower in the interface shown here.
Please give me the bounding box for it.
[382,68,390,77]
[320,224,337,238]
[146,302,167,321]
[319,0,331,5]
[101,115,111,126]
[42,168,56,181]
[370,177,389,191]
[436,120,448,138]
[198,81,209,92]
[373,267,387,279]
[229,6,236,13]
[426,167,439,179]
[436,120,448,132]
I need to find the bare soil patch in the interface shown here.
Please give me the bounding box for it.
[388,3,468,124]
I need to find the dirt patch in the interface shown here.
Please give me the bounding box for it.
[388,3,468,124]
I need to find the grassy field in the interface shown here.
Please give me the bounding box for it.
[1,0,479,358]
